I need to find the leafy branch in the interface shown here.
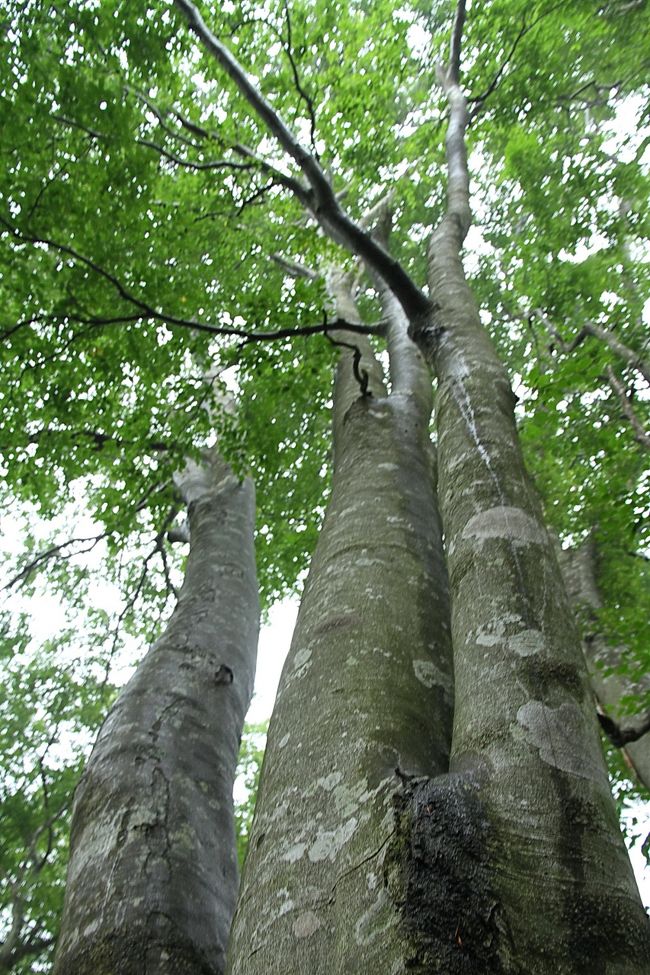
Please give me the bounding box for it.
[172,0,431,324]
[0,220,382,345]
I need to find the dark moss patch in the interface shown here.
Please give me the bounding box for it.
[384,774,507,974]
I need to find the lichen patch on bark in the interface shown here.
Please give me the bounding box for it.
[462,506,546,546]
[516,701,604,782]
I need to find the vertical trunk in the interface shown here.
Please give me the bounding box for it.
[560,537,650,792]
[53,452,259,975]
[401,19,650,962]
[424,218,649,969]
[227,278,453,974]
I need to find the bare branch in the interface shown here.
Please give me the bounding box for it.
[282,0,319,158]
[138,138,254,173]
[0,221,381,345]
[270,253,319,280]
[2,530,111,591]
[606,366,650,450]
[585,322,650,386]
[466,3,567,123]
[324,329,370,398]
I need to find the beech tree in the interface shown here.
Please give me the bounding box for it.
[1,0,649,972]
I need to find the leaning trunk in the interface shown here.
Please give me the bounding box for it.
[227,281,453,973]
[560,537,650,793]
[53,452,259,975]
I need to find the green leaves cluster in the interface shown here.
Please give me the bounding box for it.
[0,0,648,965]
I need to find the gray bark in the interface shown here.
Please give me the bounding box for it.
[53,451,259,975]
[401,35,650,965]
[560,536,650,793]
[227,278,453,974]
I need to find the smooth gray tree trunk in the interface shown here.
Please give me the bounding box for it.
[227,274,453,974]
[396,37,650,956]
[53,451,259,975]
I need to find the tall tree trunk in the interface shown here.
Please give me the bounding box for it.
[398,12,650,967]
[227,274,453,973]
[560,537,650,793]
[53,451,259,975]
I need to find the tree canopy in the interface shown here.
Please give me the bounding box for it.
[1,0,649,970]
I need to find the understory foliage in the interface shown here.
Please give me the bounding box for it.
[0,0,648,969]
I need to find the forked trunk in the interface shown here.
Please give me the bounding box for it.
[227,282,453,974]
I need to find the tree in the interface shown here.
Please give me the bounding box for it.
[52,450,259,975]
[1,0,649,972]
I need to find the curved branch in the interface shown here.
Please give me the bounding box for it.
[586,322,650,386]
[282,0,319,157]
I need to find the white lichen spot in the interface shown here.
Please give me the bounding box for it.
[509,629,545,657]
[516,701,603,781]
[308,817,358,862]
[354,888,392,946]
[463,506,546,546]
[317,771,343,792]
[292,647,312,670]
[412,659,437,687]
[278,897,294,917]
[292,911,321,938]
[283,842,307,863]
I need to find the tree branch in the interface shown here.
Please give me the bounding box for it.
[138,138,254,172]
[2,530,111,591]
[606,365,650,450]
[270,252,319,280]
[172,0,431,323]
[586,322,650,386]
[433,0,471,242]
[597,706,650,748]
[324,327,370,398]
[281,0,319,158]
[466,3,569,123]
[448,0,467,85]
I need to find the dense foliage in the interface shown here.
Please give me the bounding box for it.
[0,0,648,969]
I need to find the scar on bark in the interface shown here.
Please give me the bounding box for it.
[214,665,234,684]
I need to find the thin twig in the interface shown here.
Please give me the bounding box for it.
[282,0,319,157]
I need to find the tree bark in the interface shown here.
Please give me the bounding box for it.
[365,10,650,965]
[53,451,259,975]
[227,277,453,974]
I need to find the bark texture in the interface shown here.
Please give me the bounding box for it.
[560,537,650,792]
[425,219,649,969]
[53,453,259,975]
[227,279,453,974]
[384,20,650,967]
